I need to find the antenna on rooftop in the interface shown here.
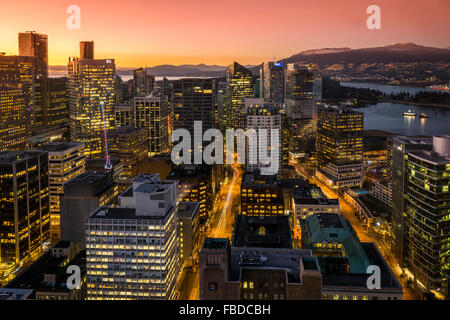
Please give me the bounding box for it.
[100,101,112,170]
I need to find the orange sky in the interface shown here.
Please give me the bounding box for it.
[1,0,449,67]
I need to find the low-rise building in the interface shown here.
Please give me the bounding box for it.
[370,180,392,207]
[5,241,86,300]
[241,173,284,216]
[301,213,402,300]
[293,185,340,221]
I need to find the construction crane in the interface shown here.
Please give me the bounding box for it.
[100,101,112,170]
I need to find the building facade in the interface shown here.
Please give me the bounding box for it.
[68,42,116,158]
[134,95,169,156]
[0,55,34,151]
[86,174,178,300]
[404,136,450,296]
[106,126,148,178]
[18,31,49,128]
[42,142,86,244]
[316,106,364,189]
[0,151,50,270]
[226,62,253,129]
[60,171,118,248]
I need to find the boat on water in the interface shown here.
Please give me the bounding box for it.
[403,110,417,117]
[419,112,429,118]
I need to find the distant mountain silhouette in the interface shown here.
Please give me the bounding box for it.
[49,43,450,77]
[284,43,450,64]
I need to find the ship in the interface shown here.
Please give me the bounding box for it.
[403,110,417,117]
[419,112,429,118]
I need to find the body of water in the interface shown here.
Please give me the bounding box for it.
[342,82,450,136]
[352,102,450,136]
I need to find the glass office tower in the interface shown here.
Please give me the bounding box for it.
[68,42,116,158]
[18,31,49,128]
[226,62,253,129]
[404,136,450,297]
[0,55,34,152]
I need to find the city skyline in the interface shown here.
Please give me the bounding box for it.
[1,0,449,67]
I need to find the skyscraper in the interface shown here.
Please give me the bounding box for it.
[86,174,179,300]
[18,31,49,128]
[106,126,148,178]
[0,55,34,151]
[80,41,94,59]
[260,61,284,105]
[115,105,134,127]
[0,151,50,269]
[42,142,86,244]
[60,171,118,248]
[134,95,169,156]
[172,78,217,150]
[390,136,433,267]
[316,106,364,189]
[244,104,282,175]
[404,136,450,296]
[133,68,155,97]
[68,41,116,158]
[284,63,320,157]
[47,77,69,128]
[226,62,253,129]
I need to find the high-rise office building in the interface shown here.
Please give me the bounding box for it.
[390,136,433,267]
[42,142,86,244]
[316,106,364,189]
[134,95,169,156]
[260,61,284,105]
[114,104,134,127]
[403,136,450,297]
[285,63,321,157]
[226,62,253,129]
[68,41,116,158]
[80,41,94,59]
[47,77,69,128]
[245,104,282,175]
[60,171,118,248]
[133,68,155,97]
[19,31,49,128]
[0,151,50,269]
[0,55,34,151]
[173,78,217,133]
[86,174,179,300]
[167,164,213,224]
[106,126,148,178]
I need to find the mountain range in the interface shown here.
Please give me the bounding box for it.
[49,43,450,78]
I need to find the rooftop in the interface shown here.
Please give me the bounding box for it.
[202,238,229,250]
[0,150,46,164]
[241,172,278,188]
[293,185,339,206]
[42,142,84,152]
[177,202,200,219]
[5,246,86,298]
[320,243,402,291]
[229,247,314,284]
[301,214,371,274]
[232,215,292,249]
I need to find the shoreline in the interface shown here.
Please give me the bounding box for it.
[359,99,450,109]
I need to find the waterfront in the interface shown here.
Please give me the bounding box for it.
[340,81,443,95]
[352,101,450,136]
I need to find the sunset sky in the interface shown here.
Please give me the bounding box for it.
[0,0,449,67]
